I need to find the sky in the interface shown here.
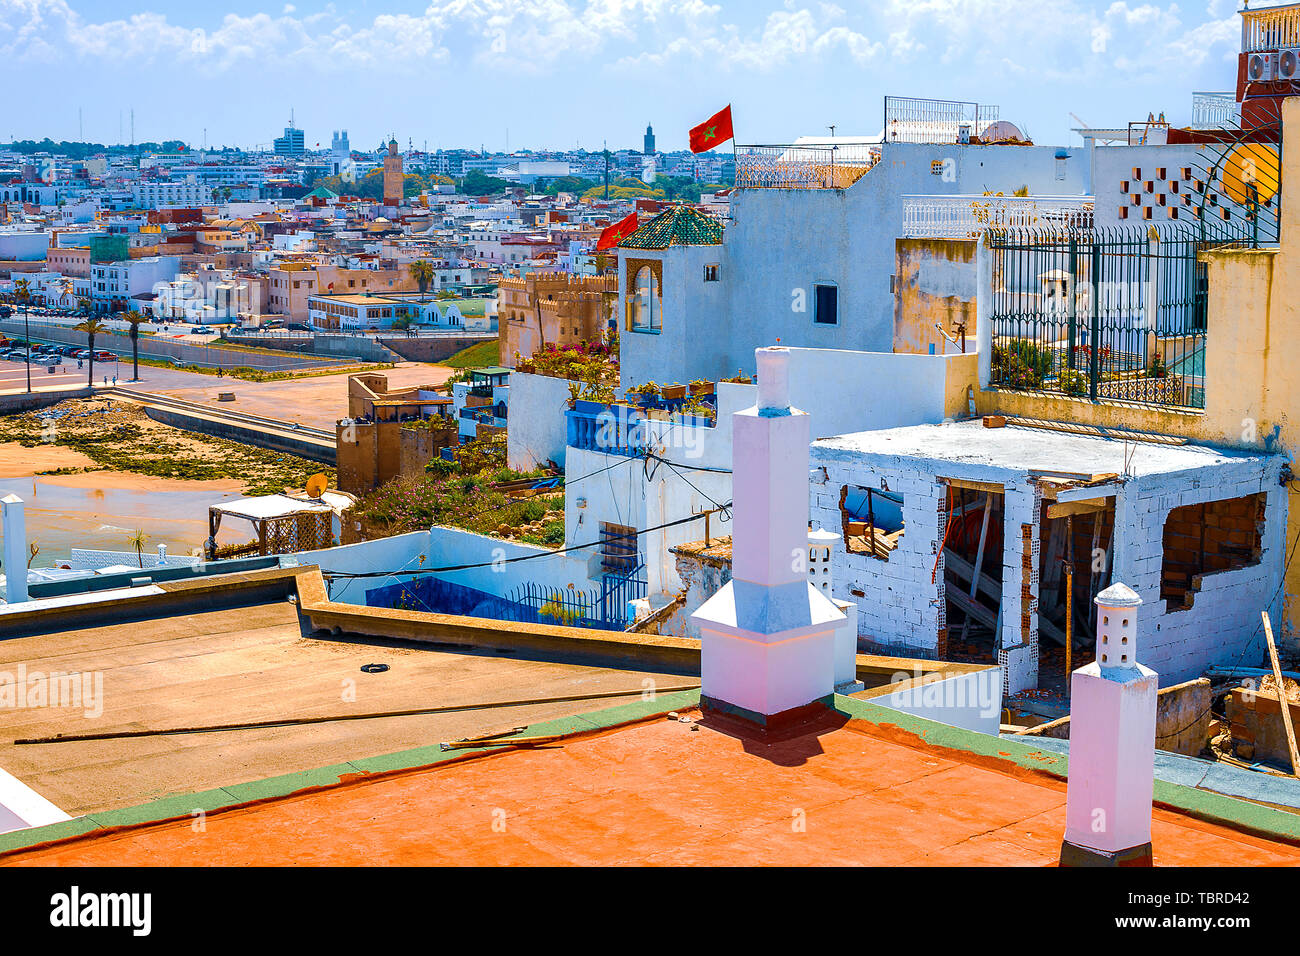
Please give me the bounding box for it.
[0,0,1269,154]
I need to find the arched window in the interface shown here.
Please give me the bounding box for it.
[631,266,660,332]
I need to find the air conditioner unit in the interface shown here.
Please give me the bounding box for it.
[1249,52,1277,82]
[1279,48,1300,80]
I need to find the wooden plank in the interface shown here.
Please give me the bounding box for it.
[1262,610,1300,778]
[942,477,1005,495]
[944,549,999,604]
[943,581,997,629]
[1047,499,1109,519]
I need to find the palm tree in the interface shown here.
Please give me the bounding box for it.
[13,278,31,393]
[127,529,149,568]
[73,316,107,387]
[123,310,146,381]
[409,260,435,299]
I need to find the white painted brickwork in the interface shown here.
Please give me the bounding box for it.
[809,424,1285,693]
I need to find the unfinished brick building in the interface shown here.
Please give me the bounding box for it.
[809,418,1286,697]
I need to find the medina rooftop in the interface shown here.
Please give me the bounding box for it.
[1,349,1299,867]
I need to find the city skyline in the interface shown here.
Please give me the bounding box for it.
[0,0,1263,152]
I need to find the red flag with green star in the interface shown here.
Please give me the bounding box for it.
[689,105,734,154]
[596,211,639,251]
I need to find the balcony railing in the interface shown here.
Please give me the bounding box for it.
[1191,92,1240,129]
[735,144,877,190]
[884,96,999,145]
[1243,4,1300,53]
[901,195,1095,239]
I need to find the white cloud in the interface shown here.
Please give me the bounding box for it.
[0,0,1247,81]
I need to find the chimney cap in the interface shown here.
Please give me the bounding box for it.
[1095,582,1141,609]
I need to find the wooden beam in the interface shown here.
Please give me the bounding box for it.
[1262,610,1300,778]
[942,477,1005,495]
[943,581,998,630]
[944,549,999,604]
[1046,499,1109,519]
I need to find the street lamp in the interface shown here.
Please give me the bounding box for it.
[23,300,29,394]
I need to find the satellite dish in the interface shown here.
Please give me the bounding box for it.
[305,473,329,498]
[980,120,1026,143]
[1222,143,1279,206]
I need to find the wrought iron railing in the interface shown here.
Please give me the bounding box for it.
[1191,92,1240,129]
[735,144,876,189]
[986,226,1217,409]
[902,195,1094,238]
[884,96,998,144]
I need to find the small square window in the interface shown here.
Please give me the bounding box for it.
[703,264,719,282]
[813,284,838,325]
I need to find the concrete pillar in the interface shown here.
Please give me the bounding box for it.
[693,348,845,728]
[1060,582,1157,867]
[2,494,29,604]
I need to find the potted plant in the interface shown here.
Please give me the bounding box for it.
[721,369,752,384]
[688,378,715,396]
[627,382,660,407]
[677,396,716,426]
[660,381,686,401]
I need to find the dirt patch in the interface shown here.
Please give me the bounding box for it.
[0,442,97,479]
[0,398,333,496]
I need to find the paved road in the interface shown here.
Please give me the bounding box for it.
[0,359,456,430]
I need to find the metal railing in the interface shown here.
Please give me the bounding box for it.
[735,145,876,189]
[1242,4,1300,53]
[884,96,998,144]
[902,195,1094,239]
[1191,92,1240,129]
[986,226,1218,409]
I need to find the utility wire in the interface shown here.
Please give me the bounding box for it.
[323,506,728,581]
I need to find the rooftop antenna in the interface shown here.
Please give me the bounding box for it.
[828,124,836,137]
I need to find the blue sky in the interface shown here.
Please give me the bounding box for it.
[0,0,1263,153]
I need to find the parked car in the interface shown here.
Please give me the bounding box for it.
[93,350,116,361]
[193,325,215,334]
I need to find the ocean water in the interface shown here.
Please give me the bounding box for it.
[0,477,245,564]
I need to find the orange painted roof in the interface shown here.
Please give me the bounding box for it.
[6,708,1300,867]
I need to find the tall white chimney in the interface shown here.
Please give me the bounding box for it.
[1060,582,1156,867]
[692,348,845,728]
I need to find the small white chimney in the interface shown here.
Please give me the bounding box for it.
[1060,582,1156,867]
[693,348,845,728]
[2,494,29,604]
[809,524,863,694]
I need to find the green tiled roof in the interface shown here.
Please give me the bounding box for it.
[620,205,723,249]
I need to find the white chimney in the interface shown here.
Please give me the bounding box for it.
[692,348,845,727]
[2,494,29,604]
[1060,582,1156,867]
[809,523,863,694]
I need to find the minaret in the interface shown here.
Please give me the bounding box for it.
[692,347,844,728]
[383,137,403,208]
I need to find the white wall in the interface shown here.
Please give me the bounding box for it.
[506,372,576,472]
[299,525,590,607]
[619,140,1090,389]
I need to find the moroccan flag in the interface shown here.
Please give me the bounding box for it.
[596,211,639,251]
[689,105,734,153]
